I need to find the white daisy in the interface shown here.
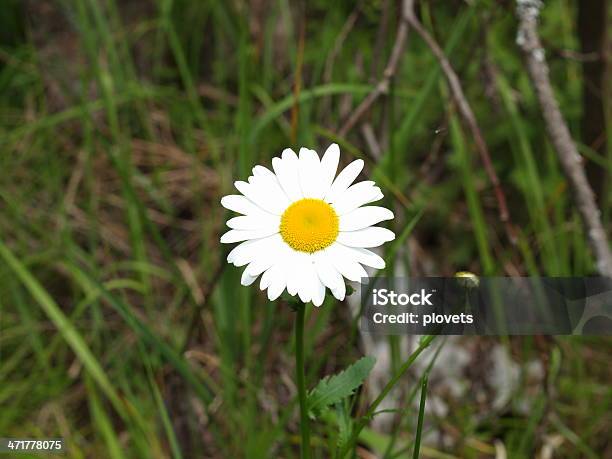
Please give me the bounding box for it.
[220,144,395,306]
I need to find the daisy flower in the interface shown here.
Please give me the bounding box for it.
[220,144,395,306]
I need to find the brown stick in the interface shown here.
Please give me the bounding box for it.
[338,0,412,137]
[290,15,306,144]
[404,0,514,242]
[516,0,612,278]
[577,0,607,199]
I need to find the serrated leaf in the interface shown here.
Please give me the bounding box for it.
[307,356,376,419]
[335,402,352,451]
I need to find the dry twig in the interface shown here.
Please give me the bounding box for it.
[323,7,361,84]
[404,0,514,243]
[516,0,612,277]
[338,0,412,136]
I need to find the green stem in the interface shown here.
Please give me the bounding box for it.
[295,303,311,459]
[339,335,436,457]
[412,375,428,459]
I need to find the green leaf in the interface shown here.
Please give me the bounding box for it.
[307,356,375,419]
[334,402,352,451]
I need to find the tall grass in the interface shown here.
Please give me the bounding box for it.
[0,0,610,457]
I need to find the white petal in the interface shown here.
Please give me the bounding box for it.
[287,250,307,296]
[339,206,394,231]
[227,215,280,231]
[325,159,364,203]
[314,252,345,301]
[312,277,325,307]
[297,257,314,303]
[319,143,340,197]
[332,182,384,215]
[272,150,302,201]
[235,177,289,215]
[282,148,298,162]
[252,173,291,202]
[336,227,395,248]
[253,165,275,177]
[298,148,323,198]
[313,253,342,290]
[245,235,285,276]
[227,236,277,266]
[221,195,275,217]
[287,282,299,297]
[267,265,287,301]
[260,264,275,290]
[297,281,310,303]
[347,246,386,269]
[331,283,346,301]
[302,255,325,306]
[241,270,258,286]
[220,228,278,244]
[325,244,369,283]
[246,257,275,277]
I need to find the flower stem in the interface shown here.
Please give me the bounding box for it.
[338,335,436,457]
[295,303,311,459]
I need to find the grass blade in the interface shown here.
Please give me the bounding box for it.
[412,375,428,459]
[0,238,126,419]
[64,259,214,404]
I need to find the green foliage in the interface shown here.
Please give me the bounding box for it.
[334,402,352,452]
[307,356,375,419]
[0,0,610,457]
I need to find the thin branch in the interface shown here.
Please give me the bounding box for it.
[321,4,361,126]
[323,6,361,84]
[290,17,306,144]
[404,0,514,244]
[181,256,227,352]
[361,122,383,159]
[516,0,612,278]
[369,0,391,80]
[338,0,412,137]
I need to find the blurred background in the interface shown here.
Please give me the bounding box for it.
[0,0,610,457]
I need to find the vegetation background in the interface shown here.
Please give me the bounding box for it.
[0,0,610,457]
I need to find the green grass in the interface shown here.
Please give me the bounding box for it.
[0,0,610,457]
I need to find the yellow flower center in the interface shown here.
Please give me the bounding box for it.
[280,198,339,253]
